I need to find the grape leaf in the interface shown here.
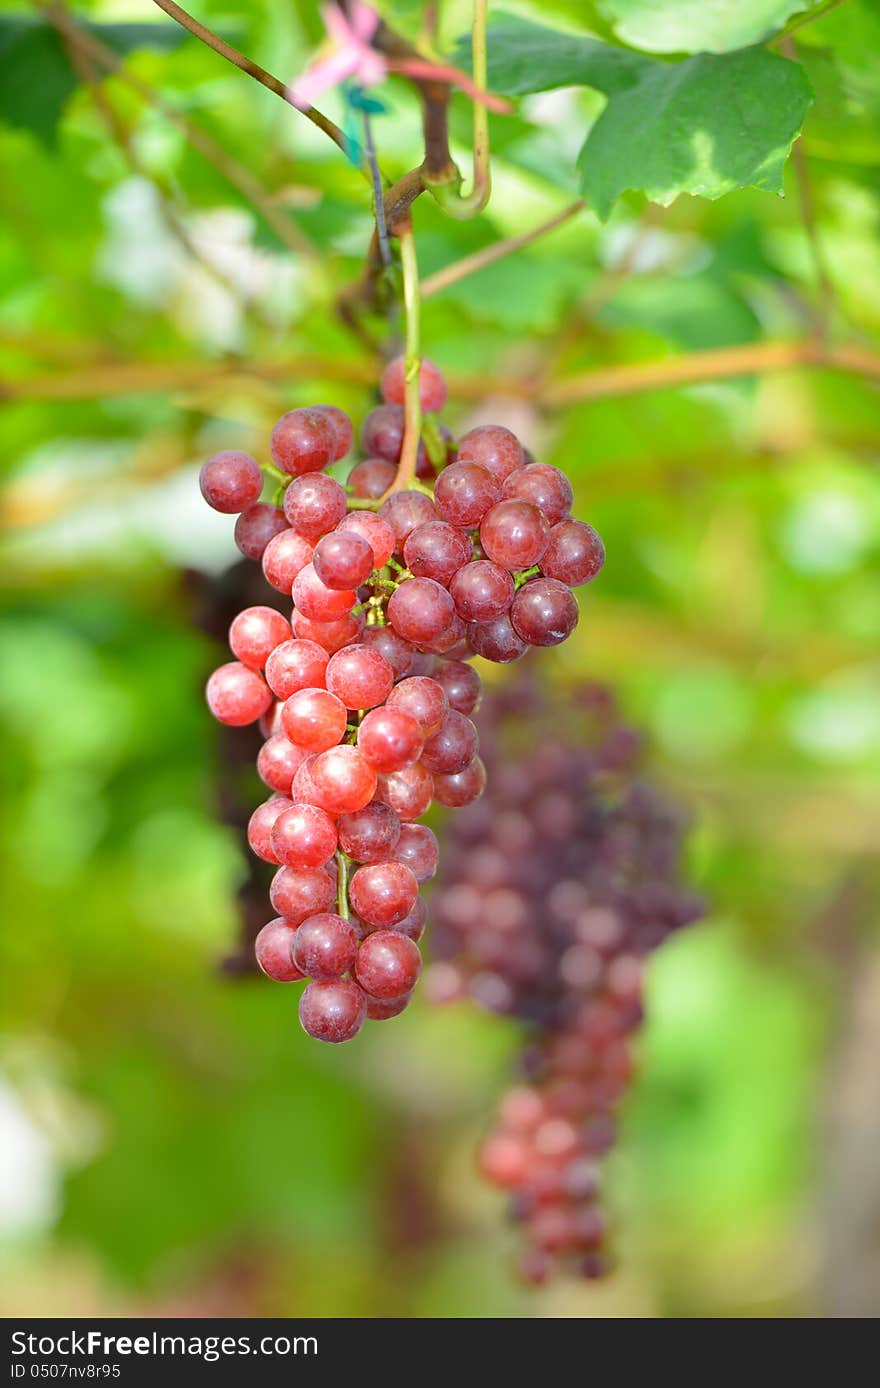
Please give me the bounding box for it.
[465,15,813,218]
[596,0,814,54]
[0,17,186,146]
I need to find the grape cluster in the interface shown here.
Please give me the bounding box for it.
[199,359,604,1043]
[426,677,704,1282]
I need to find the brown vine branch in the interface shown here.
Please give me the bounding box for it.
[421,200,586,298]
[149,0,350,158]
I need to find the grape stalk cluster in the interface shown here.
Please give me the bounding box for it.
[199,359,604,1043]
[426,678,705,1282]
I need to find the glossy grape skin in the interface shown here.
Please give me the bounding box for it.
[380,354,447,413]
[325,645,394,712]
[313,404,353,461]
[395,823,439,883]
[290,610,364,654]
[261,529,315,594]
[357,706,423,773]
[229,606,290,671]
[360,403,405,462]
[392,896,427,942]
[281,687,348,752]
[421,709,479,775]
[269,864,336,922]
[387,577,454,644]
[403,521,472,586]
[206,662,272,726]
[380,491,437,548]
[247,795,292,864]
[299,978,367,1043]
[375,762,434,820]
[361,626,414,680]
[466,613,527,663]
[349,861,419,927]
[355,930,422,998]
[313,530,374,591]
[337,512,396,569]
[540,520,605,586]
[264,639,329,701]
[234,503,288,561]
[309,745,377,814]
[387,676,448,734]
[347,457,396,499]
[255,917,305,982]
[292,563,358,622]
[270,802,339,869]
[337,802,401,863]
[510,579,579,647]
[365,990,413,1020]
[270,407,336,474]
[257,734,308,793]
[480,500,551,570]
[456,425,524,483]
[502,463,573,525]
[434,461,501,528]
[432,755,487,807]
[433,660,481,715]
[450,560,514,623]
[282,473,347,538]
[418,614,467,657]
[199,450,262,513]
[292,912,358,980]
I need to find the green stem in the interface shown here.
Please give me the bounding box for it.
[335,850,351,920]
[514,564,541,590]
[382,220,422,496]
[426,0,491,220]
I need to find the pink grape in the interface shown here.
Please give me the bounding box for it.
[337,802,401,863]
[292,563,357,622]
[450,560,514,622]
[313,404,353,462]
[313,529,374,590]
[380,491,437,548]
[270,407,335,474]
[257,734,308,793]
[348,457,396,499]
[433,660,481,715]
[292,912,358,980]
[282,473,347,538]
[261,529,314,594]
[392,896,427,942]
[199,450,262,513]
[375,762,434,820]
[281,687,348,752]
[502,463,573,525]
[247,794,292,864]
[365,990,413,1020]
[255,917,304,982]
[337,512,396,569]
[270,802,339,869]
[421,709,479,775]
[467,613,527,663]
[432,755,487,807]
[269,864,335,922]
[355,930,422,998]
[394,823,439,883]
[434,461,500,528]
[510,579,579,647]
[387,676,448,734]
[349,861,419,927]
[206,661,272,726]
[299,978,366,1043]
[380,355,447,413]
[229,605,290,670]
[309,745,377,814]
[361,626,414,680]
[540,520,605,586]
[234,504,288,561]
[264,639,329,701]
[360,403,405,462]
[403,521,472,586]
[357,705,424,773]
[290,610,364,654]
[325,645,394,711]
[387,577,454,643]
[457,425,524,483]
[480,500,550,570]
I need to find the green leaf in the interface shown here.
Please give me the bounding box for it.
[596,0,814,54]
[0,17,186,146]
[460,13,646,96]
[599,273,761,352]
[578,46,814,218]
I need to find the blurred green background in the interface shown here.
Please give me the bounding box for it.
[1,0,879,1319]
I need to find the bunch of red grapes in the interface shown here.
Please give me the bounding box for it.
[426,678,705,1282]
[199,357,604,1043]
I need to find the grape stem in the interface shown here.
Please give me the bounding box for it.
[334,850,351,920]
[380,219,423,499]
[425,0,492,219]
[514,565,541,590]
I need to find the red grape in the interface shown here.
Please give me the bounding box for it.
[360,403,405,462]
[309,744,377,814]
[337,802,401,863]
[299,978,366,1043]
[229,605,290,670]
[421,709,479,775]
[510,579,579,647]
[380,491,437,548]
[502,463,573,525]
[540,520,605,587]
[199,450,262,513]
[290,609,364,653]
[365,990,413,1020]
[247,794,292,864]
[257,734,308,794]
[269,864,335,922]
[433,660,481,715]
[337,512,396,569]
[375,762,434,820]
[255,917,304,982]
[380,355,447,413]
[270,407,336,475]
[404,521,472,586]
[361,626,415,680]
[292,912,358,980]
[467,613,527,663]
[264,638,329,701]
[292,562,357,622]
[387,676,447,734]
[234,503,288,561]
[357,705,423,773]
[432,755,487,807]
[450,560,514,622]
[387,577,454,643]
[457,425,524,483]
[434,461,500,528]
[313,404,353,462]
[480,500,550,570]
[281,687,348,752]
[282,472,347,538]
[313,529,374,590]
[394,823,439,883]
[206,661,272,726]
[349,861,419,926]
[261,529,314,594]
[348,457,396,499]
[270,802,338,869]
[325,644,394,711]
[392,896,427,942]
[354,929,421,997]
